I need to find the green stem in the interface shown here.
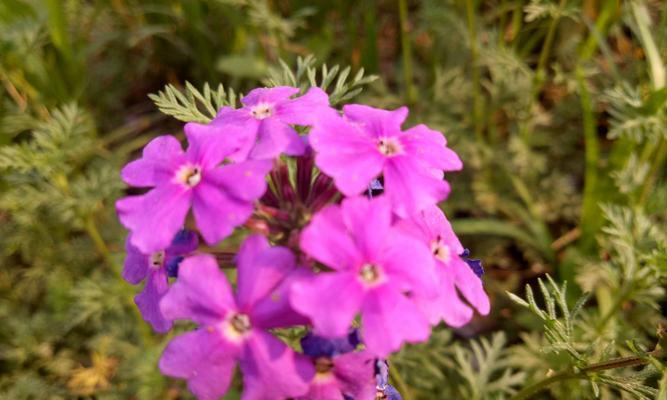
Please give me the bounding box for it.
[577,65,601,252]
[398,0,416,105]
[464,0,484,144]
[510,349,662,400]
[534,0,567,86]
[84,215,117,271]
[638,138,667,206]
[631,1,666,90]
[389,365,413,400]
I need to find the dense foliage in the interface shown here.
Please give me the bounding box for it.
[1,0,666,399]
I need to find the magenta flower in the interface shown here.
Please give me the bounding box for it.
[290,196,437,357]
[309,104,462,217]
[122,230,198,333]
[116,131,272,253]
[396,205,490,327]
[297,351,375,400]
[158,235,313,400]
[185,86,329,162]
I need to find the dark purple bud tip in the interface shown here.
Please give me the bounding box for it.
[301,329,360,357]
[165,256,184,278]
[380,385,403,400]
[366,177,384,198]
[461,248,484,278]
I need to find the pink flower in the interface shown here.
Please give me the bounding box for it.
[297,352,376,400]
[290,196,437,357]
[186,86,329,161]
[396,205,490,327]
[309,104,462,217]
[116,131,271,253]
[159,235,313,400]
[122,230,198,332]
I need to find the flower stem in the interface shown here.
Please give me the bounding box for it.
[464,0,484,144]
[398,0,416,105]
[510,349,663,400]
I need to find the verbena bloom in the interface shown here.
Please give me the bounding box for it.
[116,131,271,253]
[291,196,436,357]
[297,333,375,400]
[123,230,198,332]
[309,104,462,217]
[186,86,329,161]
[397,205,490,327]
[159,235,313,400]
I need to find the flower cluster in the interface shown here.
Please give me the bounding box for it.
[117,85,490,399]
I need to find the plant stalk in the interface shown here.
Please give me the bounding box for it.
[398,0,416,105]
[510,349,663,400]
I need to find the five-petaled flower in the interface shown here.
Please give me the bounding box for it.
[309,104,462,217]
[397,205,490,327]
[116,130,271,253]
[291,196,438,357]
[123,230,198,332]
[159,235,313,400]
[185,86,329,162]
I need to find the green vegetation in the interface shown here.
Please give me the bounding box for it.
[1,0,665,398]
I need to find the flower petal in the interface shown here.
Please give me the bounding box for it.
[342,105,408,137]
[380,229,438,297]
[160,254,236,325]
[122,235,149,285]
[401,124,463,171]
[310,111,384,196]
[185,124,247,169]
[452,258,490,315]
[117,185,192,253]
[277,87,330,126]
[290,272,364,338]
[241,86,300,107]
[135,268,172,333]
[249,118,302,159]
[300,204,361,271]
[361,286,430,357]
[236,234,296,309]
[340,196,391,262]
[206,160,271,202]
[240,330,313,400]
[332,352,376,400]
[120,135,185,187]
[191,180,253,245]
[384,156,450,218]
[159,329,238,400]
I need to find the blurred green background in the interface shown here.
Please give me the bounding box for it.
[1,0,666,399]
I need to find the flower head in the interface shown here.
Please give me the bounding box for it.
[309,104,462,217]
[116,132,272,253]
[122,230,198,332]
[158,235,312,399]
[290,196,437,357]
[396,205,490,327]
[296,333,375,400]
[186,86,329,161]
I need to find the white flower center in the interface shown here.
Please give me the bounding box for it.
[230,313,251,334]
[250,102,274,119]
[377,137,404,156]
[359,263,382,285]
[175,164,202,187]
[149,250,166,269]
[430,237,451,263]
